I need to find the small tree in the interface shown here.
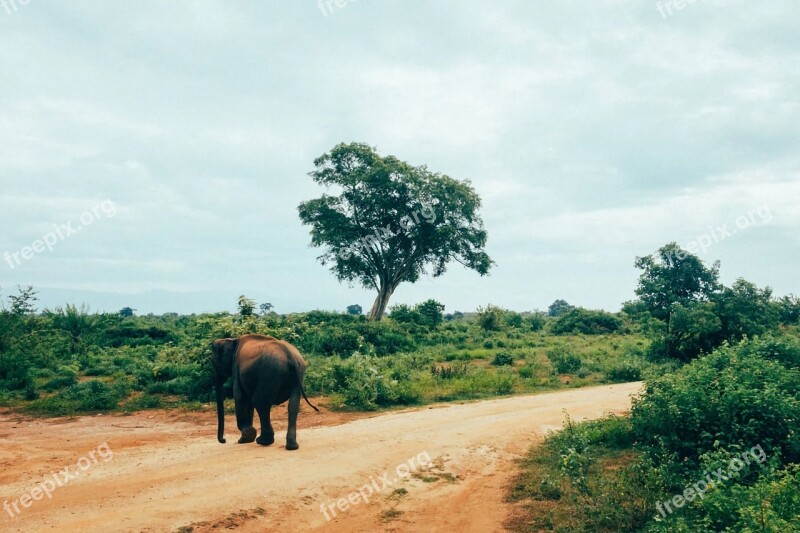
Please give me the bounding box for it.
[634,242,720,323]
[6,285,38,315]
[298,143,493,320]
[415,299,445,330]
[389,304,419,325]
[634,242,721,358]
[237,295,256,317]
[476,304,504,331]
[259,302,274,315]
[119,307,136,318]
[346,304,363,315]
[715,278,778,341]
[525,312,547,331]
[505,311,523,328]
[777,295,800,325]
[547,299,573,317]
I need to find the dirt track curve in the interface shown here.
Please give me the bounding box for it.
[0,382,641,532]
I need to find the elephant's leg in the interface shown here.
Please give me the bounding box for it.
[235,397,256,444]
[255,405,275,446]
[285,388,301,451]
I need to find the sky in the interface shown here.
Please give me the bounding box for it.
[1,0,798,315]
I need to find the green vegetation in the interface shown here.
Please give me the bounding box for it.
[628,242,791,361]
[1,286,663,416]
[508,334,800,532]
[2,242,795,422]
[505,242,800,531]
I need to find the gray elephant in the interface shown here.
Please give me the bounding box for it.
[212,334,318,450]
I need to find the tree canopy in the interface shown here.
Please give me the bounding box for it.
[633,242,720,322]
[298,143,493,320]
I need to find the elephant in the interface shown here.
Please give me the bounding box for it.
[211,334,319,450]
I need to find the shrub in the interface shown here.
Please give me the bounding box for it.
[329,355,381,410]
[389,300,445,331]
[518,363,537,379]
[415,300,445,330]
[525,312,546,331]
[451,368,516,397]
[0,349,34,392]
[375,378,420,406]
[430,362,468,379]
[631,339,800,466]
[505,312,523,328]
[28,380,124,415]
[389,304,420,326]
[308,326,362,357]
[123,394,164,411]
[491,351,514,366]
[696,464,800,532]
[476,305,505,331]
[360,322,415,355]
[547,346,582,374]
[605,359,643,382]
[42,373,78,391]
[551,308,622,335]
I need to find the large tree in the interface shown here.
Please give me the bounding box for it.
[298,143,493,320]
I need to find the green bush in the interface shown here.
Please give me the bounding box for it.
[450,368,516,397]
[28,380,124,415]
[547,346,582,374]
[476,304,505,331]
[123,394,164,411]
[311,327,362,357]
[605,359,643,382]
[359,322,415,355]
[525,313,547,331]
[551,308,622,335]
[631,338,800,466]
[0,349,34,392]
[505,311,523,328]
[517,363,537,379]
[321,354,420,410]
[41,373,78,391]
[491,351,514,366]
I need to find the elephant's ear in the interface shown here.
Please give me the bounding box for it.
[223,338,239,373]
[212,338,239,379]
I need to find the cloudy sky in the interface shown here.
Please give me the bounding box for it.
[1,0,798,314]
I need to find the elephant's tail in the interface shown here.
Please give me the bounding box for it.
[300,383,320,412]
[288,349,320,412]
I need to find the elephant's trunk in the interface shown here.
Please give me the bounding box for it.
[215,375,226,443]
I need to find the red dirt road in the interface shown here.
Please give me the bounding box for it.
[0,382,641,532]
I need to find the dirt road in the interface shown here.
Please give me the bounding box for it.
[0,382,641,532]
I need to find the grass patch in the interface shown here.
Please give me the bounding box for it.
[506,415,656,532]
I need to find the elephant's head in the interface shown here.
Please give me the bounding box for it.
[211,337,239,443]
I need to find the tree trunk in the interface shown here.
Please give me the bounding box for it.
[367,284,394,321]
